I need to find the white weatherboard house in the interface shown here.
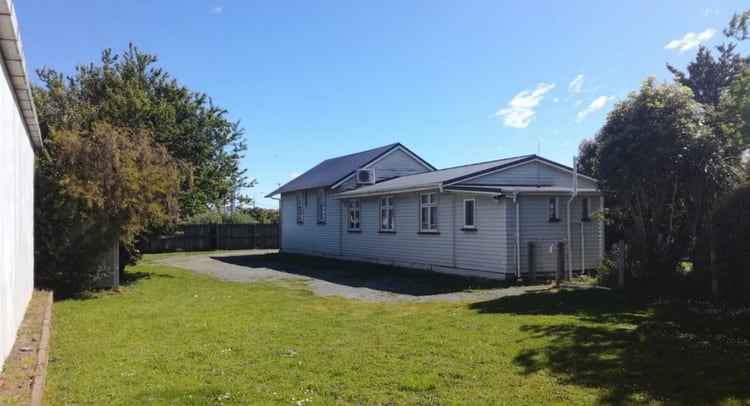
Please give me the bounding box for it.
[267,143,604,280]
[0,0,43,369]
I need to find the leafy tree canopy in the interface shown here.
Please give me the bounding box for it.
[33,43,248,217]
[590,78,739,284]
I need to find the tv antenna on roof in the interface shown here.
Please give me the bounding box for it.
[537,138,541,156]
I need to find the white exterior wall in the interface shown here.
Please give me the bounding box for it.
[0,56,35,368]
[279,189,342,256]
[340,192,508,278]
[510,194,603,277]
[453,194,508,275]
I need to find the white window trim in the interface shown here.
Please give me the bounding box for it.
[463,198,476,229]
[348,199,361,231]
[581,197,591,221]
[548,197,560,222]
[296,191,305,224]
[380,196,395,231]
[420,193,439,232]
[317,189,326,224]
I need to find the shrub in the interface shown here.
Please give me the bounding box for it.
[712,185,750,303]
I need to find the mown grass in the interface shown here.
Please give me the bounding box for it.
[44,255,750,405]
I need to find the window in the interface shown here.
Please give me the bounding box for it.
[581,197,591,221]
[296,191,305,223]
[348,199,360,231]
[380,197,395,231]
[317,189,326,223]
[548,197,560,222]
[420,193,438,232]
[463,199,476,229]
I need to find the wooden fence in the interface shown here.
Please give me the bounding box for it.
[138,223,279,253]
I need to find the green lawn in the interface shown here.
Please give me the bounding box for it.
[45,254,750,405]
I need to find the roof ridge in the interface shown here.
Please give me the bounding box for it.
[318,142,400,163]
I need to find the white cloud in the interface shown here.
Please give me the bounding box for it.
[577,96,609,122]
[289,172,302,179]
[209,6,223,14]
[552,97,560,103]
[490,82,556,129]
[664,28,716,52]
[703,8,717,16]
[568,74,584,94]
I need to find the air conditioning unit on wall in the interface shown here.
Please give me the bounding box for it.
[356,168,375,185]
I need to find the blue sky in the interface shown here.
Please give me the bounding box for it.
[15,1,750,208]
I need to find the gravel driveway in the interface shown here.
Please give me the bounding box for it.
[154,250,550,302]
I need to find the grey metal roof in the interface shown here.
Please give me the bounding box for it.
[266,143,412,197]
[0,0,42,150]
[334,154,537,198]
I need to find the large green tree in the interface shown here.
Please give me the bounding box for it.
[33,44,249,294]
[589,78,739,286]
[33,44,248,216]
[35,123,183,296]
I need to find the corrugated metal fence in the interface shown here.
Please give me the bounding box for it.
[138,223,279,253]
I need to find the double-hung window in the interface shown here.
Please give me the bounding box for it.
[463,199,476,229]
[548,197,560,222]
[348,199,361,231]
[296,190,305,223]
[581,197,591,221]
[380,197,395,231]
[420,193,438,232]
[317,189,326,223]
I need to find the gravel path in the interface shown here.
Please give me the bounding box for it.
[154,250,551,302]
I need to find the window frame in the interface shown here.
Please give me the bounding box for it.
[420,193,439,232]
[463,198,476,229]
[296,190,305,224]
[581,197,591,222]
[548,197,560,222]
[316,189,326,224]
[348,199,361,231]
[380,196,395,232]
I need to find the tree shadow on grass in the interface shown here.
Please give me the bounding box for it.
[470,289,750,404]
[210,252,512,296]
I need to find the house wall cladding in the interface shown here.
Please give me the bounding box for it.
[280,189,342,256]
[337,192,510,277]
[453,194,507,274]
[0,56,35,367]
[509,195,603,277]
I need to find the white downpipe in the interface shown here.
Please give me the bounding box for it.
[566,156,578,280]
[514,192,520,278]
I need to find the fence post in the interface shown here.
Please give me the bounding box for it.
[528,241,535,282]
[556,242,565,286]
[618,239,625,289]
